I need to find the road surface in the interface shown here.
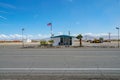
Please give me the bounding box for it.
[0,48,120,79]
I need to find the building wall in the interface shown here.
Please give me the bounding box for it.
[52,37,77,46]
[52,38,60,46]
[72,38,78,46]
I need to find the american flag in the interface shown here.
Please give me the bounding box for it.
[47,23,52,26]
[116,27,119,29]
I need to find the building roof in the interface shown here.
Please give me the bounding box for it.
[51,35,75,38]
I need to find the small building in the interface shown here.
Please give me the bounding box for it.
[51,35,75,46]
[24,39,32,43]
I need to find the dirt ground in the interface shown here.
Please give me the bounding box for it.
[0,41,119,49]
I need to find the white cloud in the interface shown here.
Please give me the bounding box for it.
[71,33,119,40]
[0,16,7,20]
[0,34,9,39]
[0,33,119,40]
[27,35,33,39]
[9,34,22,39]
[0,34,29,40]
[38,34,50,39]
[72,33,78,36]
[82,33,118,40]
[58,32,63,35]
[83,33,106,37]
[0,2,16,9]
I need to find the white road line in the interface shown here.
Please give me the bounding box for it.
[0,68,120,71]
[0,55,117,58]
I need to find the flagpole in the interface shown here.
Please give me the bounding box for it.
[51,25,52,37]
[47,23,53,38]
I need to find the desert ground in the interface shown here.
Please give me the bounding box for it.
[0,41,119,48]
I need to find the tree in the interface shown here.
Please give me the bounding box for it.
[76,34,83,47]
[48,40,54,47]
[48,40,54,44]
[99,37,104,43]
[40,40,47,46]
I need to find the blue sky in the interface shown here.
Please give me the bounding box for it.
[0,0,120,39]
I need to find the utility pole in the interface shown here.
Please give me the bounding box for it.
[108,33,111,43]
[85,35,87,41]
[68,31,70,36]
[116,27,119,48]
[22,28,24,48]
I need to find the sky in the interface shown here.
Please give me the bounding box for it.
[0,0,120,40]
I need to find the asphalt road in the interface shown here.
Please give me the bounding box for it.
[0,48,120,79]
[0,48,120,68]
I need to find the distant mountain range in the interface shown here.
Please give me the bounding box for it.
[82,35,118,40]
[0,33,119,40]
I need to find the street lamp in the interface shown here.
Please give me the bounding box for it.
[108,32,111,43]
[116,27,119,48]
[22,28,25,48]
